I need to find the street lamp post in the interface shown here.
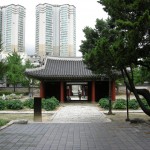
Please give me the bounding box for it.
[108,78,113,115]
[126,85,130,121]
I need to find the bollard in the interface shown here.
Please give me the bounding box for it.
[34,97,42,122]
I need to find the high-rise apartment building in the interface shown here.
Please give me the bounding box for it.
[0,4,25,53]
[36,4,76,58]
[0,8,2,41]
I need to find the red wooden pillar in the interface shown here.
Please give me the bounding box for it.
[111,80,116,101]
[40,81,45,98]
[60,81,64,103]
[91,81,96,103]
[69,85,72,96]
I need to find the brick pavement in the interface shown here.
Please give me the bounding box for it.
[0,122,150,150]
[0,103,150,150]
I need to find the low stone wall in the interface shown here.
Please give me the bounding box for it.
[0,87,40,95]
[118,85,150,94]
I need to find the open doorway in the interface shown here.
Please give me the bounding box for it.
[66,82,88,101]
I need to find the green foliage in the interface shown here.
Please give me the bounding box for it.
[128,99,139,110]
[80,18,121,77]
[23,99,34,109]
[43,97,59,111]
[80,0,150,116]
[6,100,23,110]
[6,52,24,91]
[113,99,126,109]
[133,67,150,85]
[0,61,7,80]
[0,91,12,96]
[98,98,109,109]
[0,100,6,110]
[22,59,34,88]
[141,98,150,109]
[0,35,6,80]
[0,119,9,127]
[133,68,143,85]
[50,96,59,106]
[0,91,27,96]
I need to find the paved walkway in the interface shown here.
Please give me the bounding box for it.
[50,103,111,123]
[0,103,150,150]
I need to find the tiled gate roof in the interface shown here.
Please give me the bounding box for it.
[25,57,105,81]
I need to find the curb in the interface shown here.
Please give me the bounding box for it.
[0,119,28,131]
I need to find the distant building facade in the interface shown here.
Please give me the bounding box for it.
[36,4,76,58]
[0,4,25,53]
[0,8,2,40]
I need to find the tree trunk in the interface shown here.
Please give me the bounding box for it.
[123,68,150,116]
[28,85,31,94]
[13,84,16,92]
[136,89,150,105]
[108,78,113,114]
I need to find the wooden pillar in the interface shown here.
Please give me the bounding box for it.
[111,80,116,101]
[40,81,45,98]
[60,81,64,103]
[91,81,96,103]
[69,85,72,96]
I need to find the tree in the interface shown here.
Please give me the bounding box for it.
[80,0,150,116]
[22,59,34,94]
[0,34,6,80]
[0,61,7,80]
[133,67,150,85]
[6,52,24,92]
[81,18,123,114]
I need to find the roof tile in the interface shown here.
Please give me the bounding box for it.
[25,57,102,80]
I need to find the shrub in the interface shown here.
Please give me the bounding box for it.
[0,91,27,96]
[113,99,126,109]
[0,100,6,110]
[128,99,139,110]
[24,99,34,109]
[50,96,59,106]
[43,97,59,111]
[0,91,12,96]
[98,98,109,109]
[6,100,23,110]
[0,119,9,127]
[141,98,150,109]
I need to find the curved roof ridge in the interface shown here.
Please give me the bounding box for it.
[46,56,83,61]
[26,57,48,72]
[26,65,45,72]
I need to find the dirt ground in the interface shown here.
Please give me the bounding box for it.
[0,102,150,124]
[105,111,150,124]
[0,113,53,123]
[1,110,150,124]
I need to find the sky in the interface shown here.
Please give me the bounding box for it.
[1,0,108,56]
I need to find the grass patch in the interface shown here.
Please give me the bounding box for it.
[0,113,53,123]
[0,119,9,127]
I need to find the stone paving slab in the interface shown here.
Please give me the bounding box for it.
[0,122,150,150]
[0,103,150,150]
[50,104,111,123]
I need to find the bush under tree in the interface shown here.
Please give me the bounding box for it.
[98,98,109,109]
[6,100,23,110]
[112,99,126,109]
